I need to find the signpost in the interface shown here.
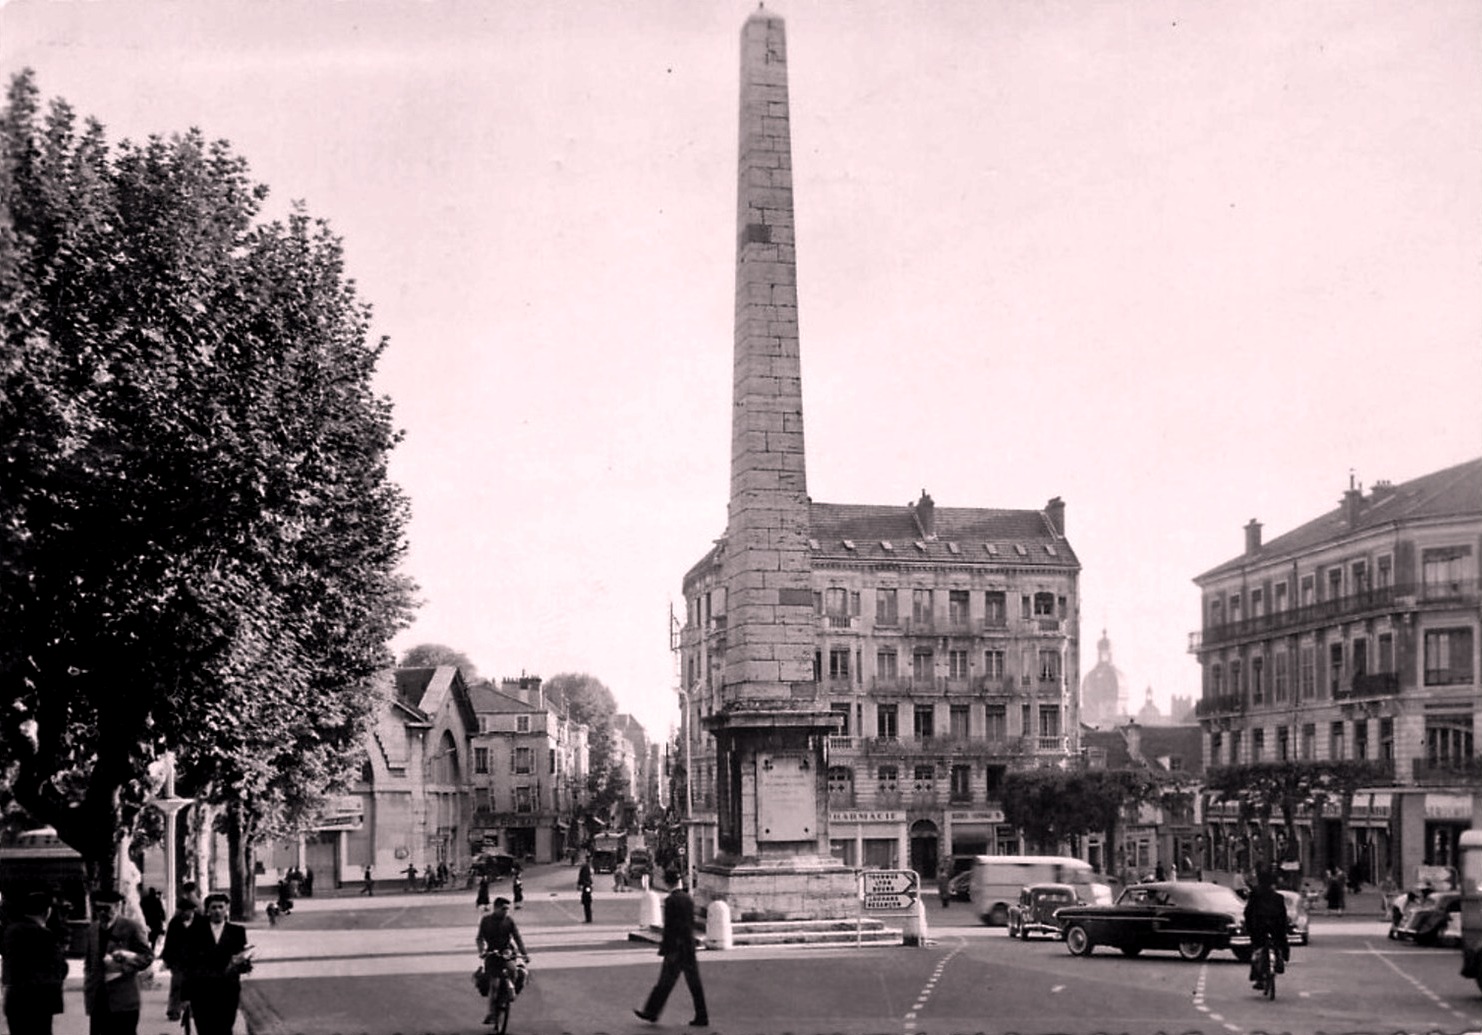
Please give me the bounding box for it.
[860,869,919,912]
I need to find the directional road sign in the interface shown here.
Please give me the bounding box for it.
[860,869,919,912]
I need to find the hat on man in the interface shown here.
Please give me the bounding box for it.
[492,896,511,908]
[92,888,123,904]
[175,897,198,911]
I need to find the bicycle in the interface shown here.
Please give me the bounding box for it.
[1252,932,1280,1000]
[480,947,530,1034]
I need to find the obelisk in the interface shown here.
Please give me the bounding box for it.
[698,7,857,921]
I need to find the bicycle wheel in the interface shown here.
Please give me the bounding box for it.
[491,981,512,1035]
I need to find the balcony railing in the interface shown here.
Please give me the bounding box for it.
[1195,692,1246,718]
[1335,672,1401,699]
[1034,735,1067,753]
[1192,580,1479,651]
[822,614,856,630]
[1413,757,1482,786]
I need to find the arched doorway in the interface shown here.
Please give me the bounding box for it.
[909,819,939,879]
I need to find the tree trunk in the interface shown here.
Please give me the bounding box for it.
[225,800,257,922]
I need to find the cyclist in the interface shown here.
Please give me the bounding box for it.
[1243,866,1290,988]
[476,896,529,1023]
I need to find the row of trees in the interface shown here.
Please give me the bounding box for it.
[0,72,415,916]
[999,758,1395,880]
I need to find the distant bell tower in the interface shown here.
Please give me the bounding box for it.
[699,7,857,921]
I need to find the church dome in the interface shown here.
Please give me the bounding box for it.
[1080,628,1129,728]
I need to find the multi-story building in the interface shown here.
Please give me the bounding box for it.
[681,490,1081,878]
[468,675,588,863]
[1192,457,1482,884]
[1082,720,1203,879]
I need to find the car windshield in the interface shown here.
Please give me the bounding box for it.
[1038,890,1073,901]
[1167,884,1245,912]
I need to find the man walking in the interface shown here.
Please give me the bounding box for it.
[2,891,67,1035]
[577,860,593,923]
[183,893,253,1035]
[361,865,374,895]
[82,888,153,1035]
[634,868,708,1028]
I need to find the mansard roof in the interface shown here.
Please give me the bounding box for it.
[685,498,1078,585]
[1197,455,1482,582]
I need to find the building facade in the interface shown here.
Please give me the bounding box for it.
[1192,458,1482,884]
[682,490,1081,879]
[468,676,587,863]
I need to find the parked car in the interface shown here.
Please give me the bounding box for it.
[1278,889,1310,946]
[1390,889,1461,946]
[948,869,973,902]
[1007,883,1082,940]
[1054,881,1252,962]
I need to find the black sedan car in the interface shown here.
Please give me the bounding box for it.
[1054,881,1252,962]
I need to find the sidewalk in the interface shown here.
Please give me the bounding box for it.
[1200,868,1393,919]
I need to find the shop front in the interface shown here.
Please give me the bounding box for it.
[944,808,1006,866]
[829,809,906,869]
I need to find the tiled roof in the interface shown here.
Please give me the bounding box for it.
[468,682,538,714]
[685,499,1078,581]
[1198,456,1482,581]
[1135,725,1204,776]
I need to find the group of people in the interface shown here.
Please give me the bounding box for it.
[0,885,253,1035]
[402,861,455,893]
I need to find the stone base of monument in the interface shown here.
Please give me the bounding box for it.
[694,856,860,922]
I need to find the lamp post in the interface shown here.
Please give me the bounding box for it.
[675,684,696,891]
[151,752,194,900]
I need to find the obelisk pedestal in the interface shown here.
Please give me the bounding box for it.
[696,8,856,922]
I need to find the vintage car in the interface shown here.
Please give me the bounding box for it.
[1007,883,1082,940]
[1390,889,1461,946]
[948,869,973,902]
[1054,881,1252,962]
[1279,889,1310,946]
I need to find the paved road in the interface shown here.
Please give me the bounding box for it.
[53,865,1481,1035]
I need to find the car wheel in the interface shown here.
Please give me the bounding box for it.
[989,904,1010,927]
[1177,940,1210,962]
[1064,924,1093,956]
[1119,946,1142,957]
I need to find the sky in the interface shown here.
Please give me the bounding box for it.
[4,0,1479,743]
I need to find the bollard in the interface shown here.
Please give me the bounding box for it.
[639,888,662,930]
[706,897,733,951]
[902,897,928,946]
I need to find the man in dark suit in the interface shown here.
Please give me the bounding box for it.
[82,888,153,1035]
[634,868,708,1027]
[2,891,67,1035]
[183,893,252,1035]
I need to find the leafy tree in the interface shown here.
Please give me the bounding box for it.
[0,72,414,909]
[399,643,478,682]
[1204,762,1320,874]
[543,673,626,826]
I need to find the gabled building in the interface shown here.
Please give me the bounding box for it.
[468,675,588,863]
[1082,720,1203,879]
[682,490,1081,879]
[1192,457,1482,884]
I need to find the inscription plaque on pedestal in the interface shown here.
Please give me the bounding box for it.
[757,753,815,841]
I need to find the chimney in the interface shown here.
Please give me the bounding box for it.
[1045,496,1065,537]
[912,490,936,540]
[1244,518,1262,556]
[1371,479,1396,502]
[1343,471,1364,528]
[1123,719,1142,762]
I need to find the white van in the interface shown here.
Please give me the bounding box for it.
[970,854,1096,926]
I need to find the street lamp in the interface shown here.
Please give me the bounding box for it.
[675,684,697,892]
[149,752,194,901]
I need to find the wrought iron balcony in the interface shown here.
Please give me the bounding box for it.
[1190,580,1479,652]
[1195,692,1247,718]
[1412,757,1482,786]
[1334,672,1401,699]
